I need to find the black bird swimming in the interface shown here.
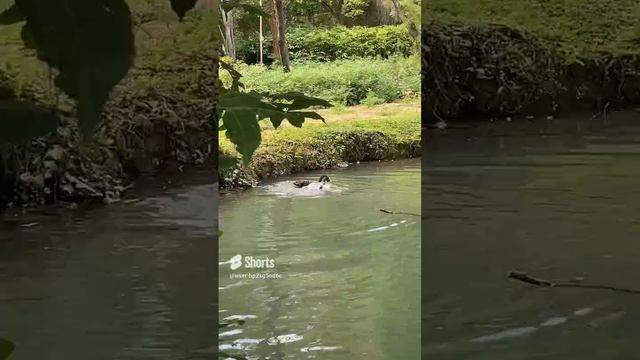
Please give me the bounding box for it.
[293,175,331,189]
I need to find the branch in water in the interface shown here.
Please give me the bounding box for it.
[508,270,640,294]
[379,209,421,217]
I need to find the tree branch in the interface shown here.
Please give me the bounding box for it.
[508,270,640,294]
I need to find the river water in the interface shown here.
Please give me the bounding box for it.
[0,172,217,360]
[424,111,640,359]
[219,159,421,359]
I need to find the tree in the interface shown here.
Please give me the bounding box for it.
[220,6,237,60]
[268,0,290,71]
[391,0,420,40]
[318,0,371,25]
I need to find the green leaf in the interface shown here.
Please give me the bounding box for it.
[286,111,325,127]
[219,92,281,119]
[219,154,239,171]
[219,91,328,161]
[0,3,24,25]
[273,91,333,110]
[222,109,261,165]
[0,100,59,145]
[0,338,15,360]
[15,0,135,137]
[19,23,35,49]
[220,61,244,92]
[267,112,287,128]
[169,0,198,20]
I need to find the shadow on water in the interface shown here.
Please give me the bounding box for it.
[424,111,640,359]
[0,170,217,360]
[219,159,421,360]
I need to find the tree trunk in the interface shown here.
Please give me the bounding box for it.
[320,0,345,25]
[219,6,236,61]
[269,0,290,71]
[213,1,220,171]
[389,0,418,40]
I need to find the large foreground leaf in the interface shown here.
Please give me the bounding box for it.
[219,154,239,172]
[222,109,261,165]
[272,91,332,110]
[219,93,270,164]
[0,3,24,25]
[14,0,135,136]
[0,338,14,360]
[219,91,329,162]
[0,100,59,145]
[170,0,198,20]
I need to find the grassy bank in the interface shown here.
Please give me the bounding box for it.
[423,0,640,56]
[423,0,640,123]
[0,2,216,208]
[225,56,420,106]
[219,103,420,188]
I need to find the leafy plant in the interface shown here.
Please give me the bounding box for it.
[287,25,415,61]
[219,88,331,165]
[0,338,14,360]
[362,90,385,107]
[224,56,420,105]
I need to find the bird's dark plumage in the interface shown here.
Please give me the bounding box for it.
[293,175,330,188]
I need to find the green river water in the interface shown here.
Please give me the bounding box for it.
[425,111,640,359]
[219,158,421,359]
[0,172,217,360]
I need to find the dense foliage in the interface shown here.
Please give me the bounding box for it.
[287,25,414,61]
[229,0,416,63]
[226,55,419,105]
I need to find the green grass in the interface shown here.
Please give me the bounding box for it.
[221,106,420,153]
[261,112,419,145]
[423,0,640,55]
[224,55,420,106]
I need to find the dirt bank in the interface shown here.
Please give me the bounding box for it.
[422,21,640,123]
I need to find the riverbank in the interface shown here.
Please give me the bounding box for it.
[0,3,216,210]
[422,0,640,123]
[219,102,421,189]
[0,53,215,210]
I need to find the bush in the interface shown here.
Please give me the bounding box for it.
[287,25,415,61]
[225,56,419,106]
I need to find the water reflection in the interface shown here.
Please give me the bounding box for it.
[219,159,421,359]
[425,111,640,359]
[0,172,216,360]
